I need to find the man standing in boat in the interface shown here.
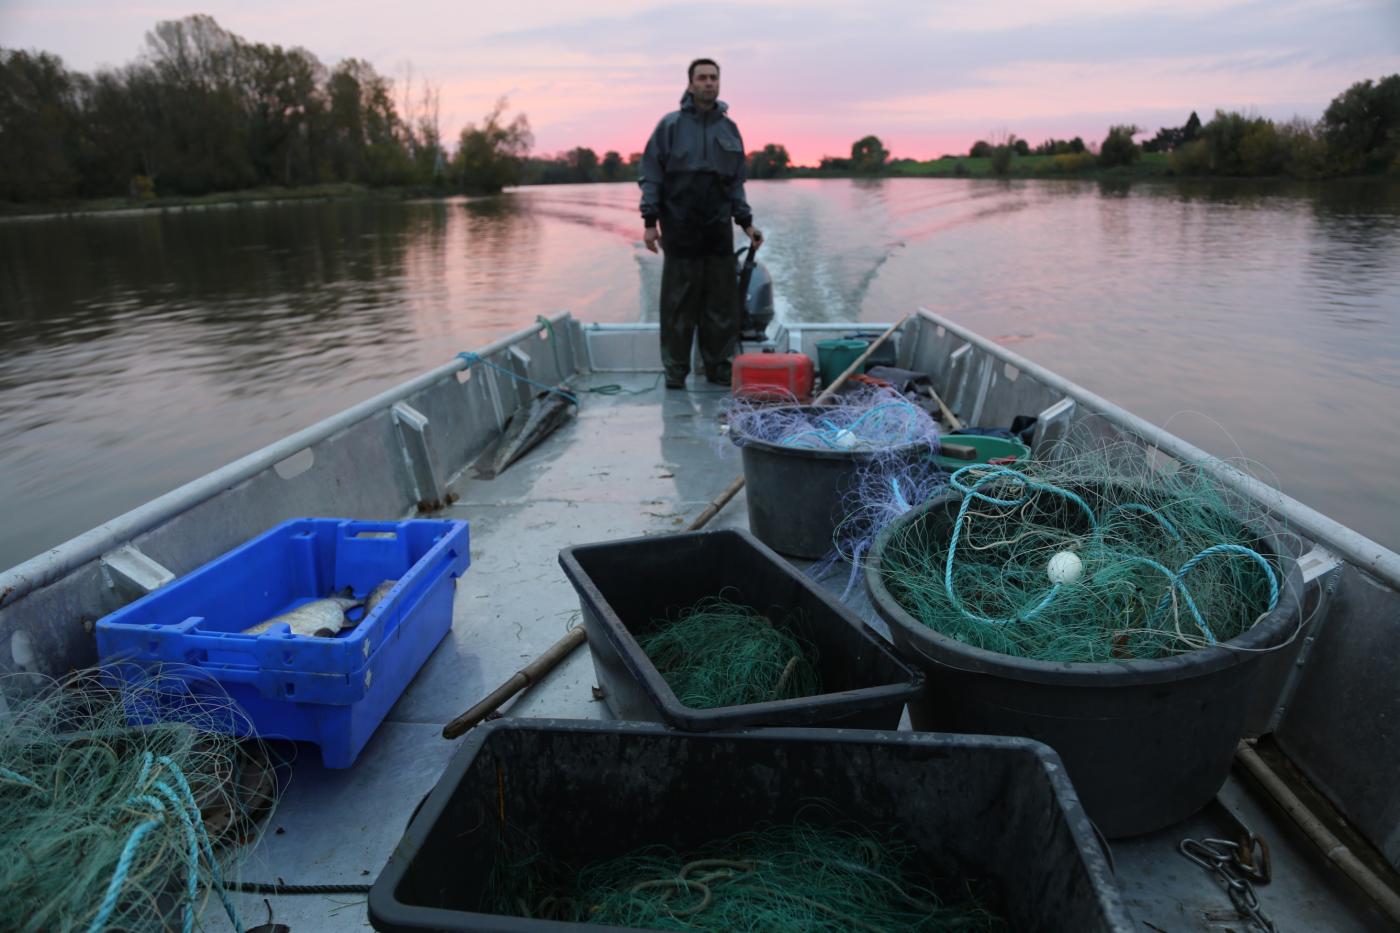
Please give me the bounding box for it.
[640,58,763,389]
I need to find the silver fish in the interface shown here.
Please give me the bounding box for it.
[363,579,397,618]
[243,595,362,637]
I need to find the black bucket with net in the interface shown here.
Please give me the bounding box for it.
[730,401,936,559]
[865,469,1304,837]
[369,719,1135,932]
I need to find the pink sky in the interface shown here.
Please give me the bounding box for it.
[3,0,1397,165]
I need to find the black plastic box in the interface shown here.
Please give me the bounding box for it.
[559,528,923,731]
[368,720,1134,932]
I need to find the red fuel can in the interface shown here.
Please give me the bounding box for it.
[732,351,815,401]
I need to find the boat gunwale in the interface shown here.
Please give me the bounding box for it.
[0,311,575,607]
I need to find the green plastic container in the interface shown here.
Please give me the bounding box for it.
[816,338,869,386]
[934,434,1031,472]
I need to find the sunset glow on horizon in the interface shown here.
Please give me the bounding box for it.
[3,0,1397,166]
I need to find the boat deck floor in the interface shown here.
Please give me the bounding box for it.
[216,373,1392,932]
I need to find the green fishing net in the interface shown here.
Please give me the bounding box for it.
[0,668,275,932]
[486,819,1006,931]
[637,596,820,709]
[877,447,1289,663]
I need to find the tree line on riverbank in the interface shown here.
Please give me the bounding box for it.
[0,15,511,203]
[2,13,1396,207]
[770,75,1399,181]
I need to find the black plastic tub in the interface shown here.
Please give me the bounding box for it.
[368,719,1134,932]
[558,528,923,731]
[866,489,1304,838]
[732,404,930,558]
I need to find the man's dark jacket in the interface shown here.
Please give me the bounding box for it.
[639,91,753,258]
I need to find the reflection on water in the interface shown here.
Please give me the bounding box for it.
[2,179,1399,568]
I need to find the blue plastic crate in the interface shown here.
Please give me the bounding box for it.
[97,518,470,767]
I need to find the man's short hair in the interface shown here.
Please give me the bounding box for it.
[688,58,719,81]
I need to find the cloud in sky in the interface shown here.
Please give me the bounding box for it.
[2,0,1396,163]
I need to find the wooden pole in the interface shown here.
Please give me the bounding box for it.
[1236,743,1400,925]
[442,625,587,739]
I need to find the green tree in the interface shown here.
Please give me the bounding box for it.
[1182,112,1202,144]
[1198,111,1268,175]
[140,15,256,193]
[1098,125,1140,168]
[990,135,1017,175]
[969,140,992,158]
[850,135,889,174]
[453,98,532,194]
[1144,111,1203,152]
[600,150,624,181]
[1278,118,1329,179]
[1322,74,1400,173]
[565,147,600,182]
[747,143,791,179]
[244,43,327,186]
[0,50,84,201]
[1238,120,1285,175]
[1012,138,1029,156]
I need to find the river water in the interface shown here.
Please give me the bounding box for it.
[2,178,1398,569]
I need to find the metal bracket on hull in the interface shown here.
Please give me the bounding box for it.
[391,402,445,508]
[1033,397,1077,453]
[507,346,534,408]
[1267,546,1344,732]
[100,546,175,601]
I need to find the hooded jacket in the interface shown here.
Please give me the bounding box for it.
[639,91,753,258]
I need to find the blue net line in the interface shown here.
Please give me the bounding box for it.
[776,401,929,449]
[456,351,579,406]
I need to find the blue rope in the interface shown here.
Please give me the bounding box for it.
[0,765,47,799]
[942,464,1277,642]
[88,753,245,933]
[153,780,200,933]
[88,794,167,933]
[456,351,579,406]
[942,465,1095,627]
[159,754,243,931]
[1148,544,1280,643]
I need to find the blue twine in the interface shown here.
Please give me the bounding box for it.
[942,464,1277,642]
[456,352,579,406]
[890,477,912,515]
[776,401,928,449]
[842,539,870,601]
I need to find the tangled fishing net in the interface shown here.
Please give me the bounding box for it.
[726,387,941,453]
[826,454,951,601]
[638,596,820,708]
[487,818,1006,931]
[0,668,275,932]
[876,445,1292,663]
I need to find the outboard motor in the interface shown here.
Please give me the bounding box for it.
[736,244,774,341]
